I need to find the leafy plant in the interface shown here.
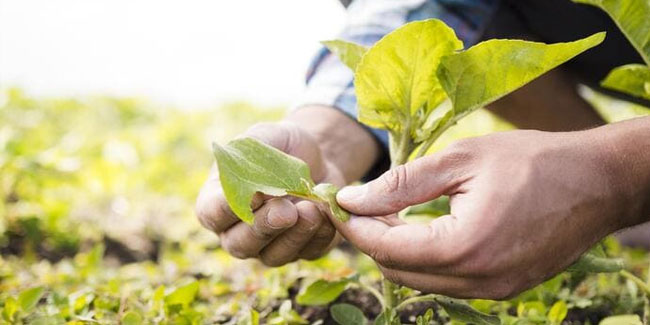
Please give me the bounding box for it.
[213,18,618,323]
[573,0,650,100]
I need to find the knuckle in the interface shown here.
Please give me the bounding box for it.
[312,222,336,242]
[381,165,410,194]
[380,268,404,286]
[219,238,249,259]
[259,254,289,267]
[441,139,477,163]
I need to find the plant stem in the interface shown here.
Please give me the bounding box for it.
[414,122,451,159]
[357,281,385,309]
[382,278,399,310]
[382,130,415,312]
[620,270,650,296]
[395,294,438,311]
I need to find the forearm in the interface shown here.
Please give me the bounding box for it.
[596,116,650,227]
[286,105,381,183]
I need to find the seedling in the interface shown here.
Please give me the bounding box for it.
[213,17,642,324]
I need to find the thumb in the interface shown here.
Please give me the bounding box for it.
[336,154,466,216]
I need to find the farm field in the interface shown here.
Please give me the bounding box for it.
[0,87,649,324]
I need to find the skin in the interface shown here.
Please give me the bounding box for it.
[334,117,650,299]
[195,67,650,297]
[195,106,379,266]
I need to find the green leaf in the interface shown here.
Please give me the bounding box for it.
[601,64,650,100]
[165,281,199,307]
[296,279,349,306]
[18,286,45,313]
[416,309,434,325]
[573,0,650,65]
[322,40,368,71]
[437,32,605,117]
[2,297,17,322]
[354,19,463,133]
[330,303,367,325]
[313,183,349,222]
[407,196,450,217]
[547,301,568,324]
[213,137,316,224]
[599,315,643,325]
[374,309,399,325]
[567,251,625,273]
[122,311,143,325]
[436,296,501,325]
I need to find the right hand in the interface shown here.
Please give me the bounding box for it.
[195,121,344,266]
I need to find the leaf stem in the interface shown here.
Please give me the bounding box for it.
[620,270,650,296]
[395,294,438,311]
[415,121,452,159]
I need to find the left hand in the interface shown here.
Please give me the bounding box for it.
[333,129,636,299]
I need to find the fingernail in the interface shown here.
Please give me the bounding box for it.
[336,184,367,204]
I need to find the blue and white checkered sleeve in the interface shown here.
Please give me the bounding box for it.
[294,0,500,156]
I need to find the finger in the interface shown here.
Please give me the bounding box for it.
[243,122,327,181]
[219,198,298,259]
[258,201,324,266]
[330,213,466,272]
[336,145,471,216]
[195,176,264,234]
[378,266,512,300]
[298,215,338,260]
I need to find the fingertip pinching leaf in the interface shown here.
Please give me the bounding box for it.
[213,138,316,224]
[322,40,368,71]
[213,137,349,224]
[313,183,350,222]
[437,32,606,117]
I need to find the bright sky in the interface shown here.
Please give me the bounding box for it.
[0,0,346,108]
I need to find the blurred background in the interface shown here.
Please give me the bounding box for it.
[1,1,650,324]
[0,0,345,108]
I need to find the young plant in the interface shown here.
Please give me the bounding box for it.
[214,18,613,324]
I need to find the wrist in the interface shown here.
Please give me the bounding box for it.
[591,117,650,229]
[286,105,382,183]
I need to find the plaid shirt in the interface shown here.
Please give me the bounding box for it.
[295,0,499,149]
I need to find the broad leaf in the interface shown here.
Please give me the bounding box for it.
[296,279,349,306]
[599,314,643,325]
[601,64,650,100]
[165,281,199,307]
[355,19,463,133]
[437,32,605,117]
[573,0,650,65]
[407,196,450,217]
[330,303,367,325]
[121,311,143,325]
[436,296,501,325]
[547,301,568,324]
[18,286,45,313]
[322,40,368,71]
[213,138,315,224]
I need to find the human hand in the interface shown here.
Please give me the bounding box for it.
[196,121,344,266]
[333,129,638,299]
